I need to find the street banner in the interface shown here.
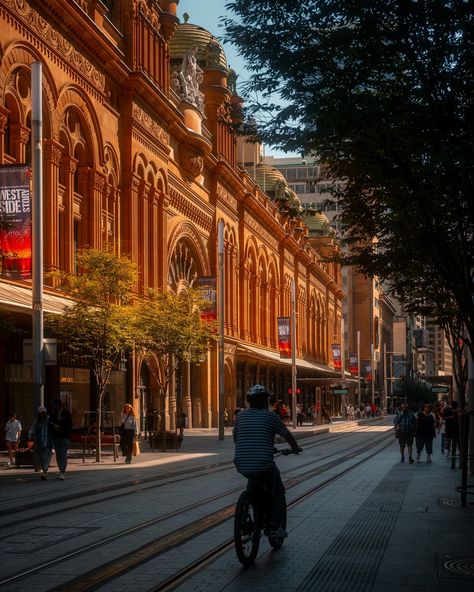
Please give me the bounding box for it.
[196,276,217,321]
[331,344,341,370]
[364,361,372,382]
[0,165,31,279]
[277,317,291,358]
[349,352,358,376]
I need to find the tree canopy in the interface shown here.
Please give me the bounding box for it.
[132,288,217,405]
[223,1,474,350]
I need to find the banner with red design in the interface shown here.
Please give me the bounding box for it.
[277,317,291,358]
[196,276,217,321]
[0,165,31,280]
[331,344,341,370]
[349,352,358,376]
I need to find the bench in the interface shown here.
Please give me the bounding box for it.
[69,433,120,462]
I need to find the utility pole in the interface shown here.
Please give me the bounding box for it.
[32,62,44,411]
[217,219,225,441]
[291,279,297,429]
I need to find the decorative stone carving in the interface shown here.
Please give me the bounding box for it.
[227,69,238,95]
[171,45,205,113]
[180,145,203,178]
[205,37,222,68]
[132,104,170,147]
[0,113,8,133]
[4,0,106,94]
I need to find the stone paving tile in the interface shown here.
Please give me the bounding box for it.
[1,421,472,592]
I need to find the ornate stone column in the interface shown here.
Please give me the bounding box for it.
[0,106,9,161]
[88,170,106,249]
[60,156,77,273]
[43,140,62,276]
[10,123,29,163]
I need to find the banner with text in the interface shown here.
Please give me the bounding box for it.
[349,352,358,376]
[331,344,341,370]
[0,165,31,279]
[196,276,217,321]
[364,361,373,382]
[277,317,291,358]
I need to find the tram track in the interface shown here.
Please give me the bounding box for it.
[0,426,374,528]
[0,427,393,591]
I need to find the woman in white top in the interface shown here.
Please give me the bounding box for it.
[119,404,138,464]
[5,412,22,467]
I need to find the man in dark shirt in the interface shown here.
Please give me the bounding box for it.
[394,402,416,463]
[233,385,301,539]
[50,399,73,480]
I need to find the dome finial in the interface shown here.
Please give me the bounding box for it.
[183,12,190,23]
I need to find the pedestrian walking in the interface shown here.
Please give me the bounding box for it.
[119,404,138,464]
[4,412,21,467]
[415,403,436,462]
[29,406,53,480]
[50,398,73,480]
[177,408,188,438]
[445,401,460,468]
[394,402,417,464]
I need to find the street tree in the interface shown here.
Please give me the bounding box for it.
[223,1,474,352]
[132,288,217,446]
[46,248,137,460]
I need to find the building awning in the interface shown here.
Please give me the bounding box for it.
[236,343,343,378]
[0,280,71,315]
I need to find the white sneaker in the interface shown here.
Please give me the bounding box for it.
[57,472,65,480]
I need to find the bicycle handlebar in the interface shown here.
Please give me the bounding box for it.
[273,447,302,456]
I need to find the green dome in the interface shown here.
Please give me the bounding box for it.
[254,163,287,193]
[169,14,228,70]
[302,209,334,236]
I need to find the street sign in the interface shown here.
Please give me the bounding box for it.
[333,389,349,395]
[431,386,449,393]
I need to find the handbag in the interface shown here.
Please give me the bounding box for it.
[119,413,131,437]
[394,428,402,438]
[133,439,140,457]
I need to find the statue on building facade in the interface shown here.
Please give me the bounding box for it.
[171,45,205,113]
[205,37,222,68]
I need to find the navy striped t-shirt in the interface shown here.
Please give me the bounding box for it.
[233,408,290,474]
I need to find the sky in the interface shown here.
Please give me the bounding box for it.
[176,0,293,158]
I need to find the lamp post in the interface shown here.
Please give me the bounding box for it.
[217,219,225,441]
[32,62,43,411]
[291,279,297,429]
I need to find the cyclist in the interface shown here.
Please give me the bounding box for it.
[233,384,302,540]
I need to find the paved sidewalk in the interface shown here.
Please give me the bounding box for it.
[1,418,472,591]
[0,417,370,476]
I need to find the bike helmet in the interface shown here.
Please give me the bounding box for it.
[247,384,269,399]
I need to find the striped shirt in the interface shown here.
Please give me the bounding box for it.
[233,408,289,474]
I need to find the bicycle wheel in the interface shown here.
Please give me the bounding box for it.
[234,491,260,566]
[268,501,287,550]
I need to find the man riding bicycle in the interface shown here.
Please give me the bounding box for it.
[233,384,302,540]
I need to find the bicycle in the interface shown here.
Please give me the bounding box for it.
[234,448,297,566]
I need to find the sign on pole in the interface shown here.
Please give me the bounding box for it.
[0,165,32,279]
[277,317,291,359]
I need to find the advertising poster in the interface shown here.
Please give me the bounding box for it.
[277,317,291,358]
[349,352,358,376]
[331,344,341,370]
[196,276,217,321]
[0,165,31,279]
[364,361,373,382]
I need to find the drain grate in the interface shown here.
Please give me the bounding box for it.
[442,556,474,578]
